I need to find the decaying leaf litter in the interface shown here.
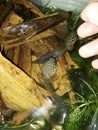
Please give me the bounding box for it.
[0,0,77,125]
[0,0,93,129]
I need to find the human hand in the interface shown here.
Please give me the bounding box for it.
[77,0,98,69]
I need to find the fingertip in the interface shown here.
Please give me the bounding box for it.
[77,26,85,38]
[77,22,92,38]
[80,9,88,21]
[77,22,98,38]
[92,59,98,69]
[78,46,88,58]
[80,2,98,26]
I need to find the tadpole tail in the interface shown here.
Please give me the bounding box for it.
[32,31,78,64]
[32,52,54,64]
[32,45,67,64]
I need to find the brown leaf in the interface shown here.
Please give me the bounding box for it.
[0,53,51,111]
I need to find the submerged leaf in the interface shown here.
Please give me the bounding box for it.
[0,53,51,111]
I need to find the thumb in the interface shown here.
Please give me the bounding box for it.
[81,2,98,26]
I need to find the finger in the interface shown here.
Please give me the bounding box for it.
[92,59,98,69]
[79,38,98,58]
[80,2,98,26]
[77,22,98,38]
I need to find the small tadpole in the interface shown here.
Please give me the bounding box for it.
[32,31,78,64]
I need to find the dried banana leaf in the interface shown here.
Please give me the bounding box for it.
[0,12,70,46]
[4,29,56,51]
[0,1,76,126]
[8,111,32,125]
[11,0,44,16]
[0,0,14,26]
[0,53,51,111]
[18,44,32,75]
[1,11,23,27]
